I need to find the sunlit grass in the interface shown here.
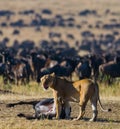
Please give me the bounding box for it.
[0,76,120,102]
[99,80,120,100]
[0,77,53,101]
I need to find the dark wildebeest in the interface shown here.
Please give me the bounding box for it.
[37,58,78,83]
[0,62,14,84]
[11,62,27,85]
[8,58,32,85]
[75,60,91,79]
[30,51,46,80]
[88,54,105,81]
[99,58,120,84]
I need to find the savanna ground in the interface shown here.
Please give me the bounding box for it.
[0,0,120,129]
[0,78,120,129]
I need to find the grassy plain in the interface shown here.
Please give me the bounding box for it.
[0,78,120,129]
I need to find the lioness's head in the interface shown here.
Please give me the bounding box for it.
[40,73,55,90]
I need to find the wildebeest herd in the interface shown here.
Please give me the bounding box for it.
[0,7,120,85]
[0,42,120,85]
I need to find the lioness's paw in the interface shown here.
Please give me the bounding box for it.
[52,117,60,120]
[72,118,79,121]
[89,118,96,122]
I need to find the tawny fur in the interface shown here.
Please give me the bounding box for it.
[40,73,111,121]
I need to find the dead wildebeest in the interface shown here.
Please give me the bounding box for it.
[7,98,71,120]
[34,98,71,119]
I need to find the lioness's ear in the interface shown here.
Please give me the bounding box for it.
[50,72,55,76]
[40,76,44,82]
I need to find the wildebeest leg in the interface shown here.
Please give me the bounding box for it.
[26,75,30,84]
[108,77,115,85]
[17,113,36,120]
[21,78,25,85]
[6,100,41,107]
[99,72,105,83]
[64,102,71,119]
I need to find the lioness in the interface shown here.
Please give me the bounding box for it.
[40,73,111,121]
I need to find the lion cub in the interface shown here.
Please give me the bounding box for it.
[40,73,111,121]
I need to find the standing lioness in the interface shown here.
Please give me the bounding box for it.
[40,73,111,121]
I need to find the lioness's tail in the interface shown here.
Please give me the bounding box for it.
[95,82,111,112]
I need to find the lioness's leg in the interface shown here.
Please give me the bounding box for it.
[74,97,88,120]
[54,97,62,119]
[74,105,85,120]
[90,98,98,121]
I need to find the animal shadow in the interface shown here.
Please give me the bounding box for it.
[83,117,120,123]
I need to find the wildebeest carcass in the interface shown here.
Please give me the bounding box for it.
[34,98,71,119]
[7,98,71,120]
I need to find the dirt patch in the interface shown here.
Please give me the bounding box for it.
[0,95,120,129]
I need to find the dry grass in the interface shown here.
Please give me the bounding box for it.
[0,82,120,129]
[0,76,120,101]
[0,77,120,129]
[0,75,120,129]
